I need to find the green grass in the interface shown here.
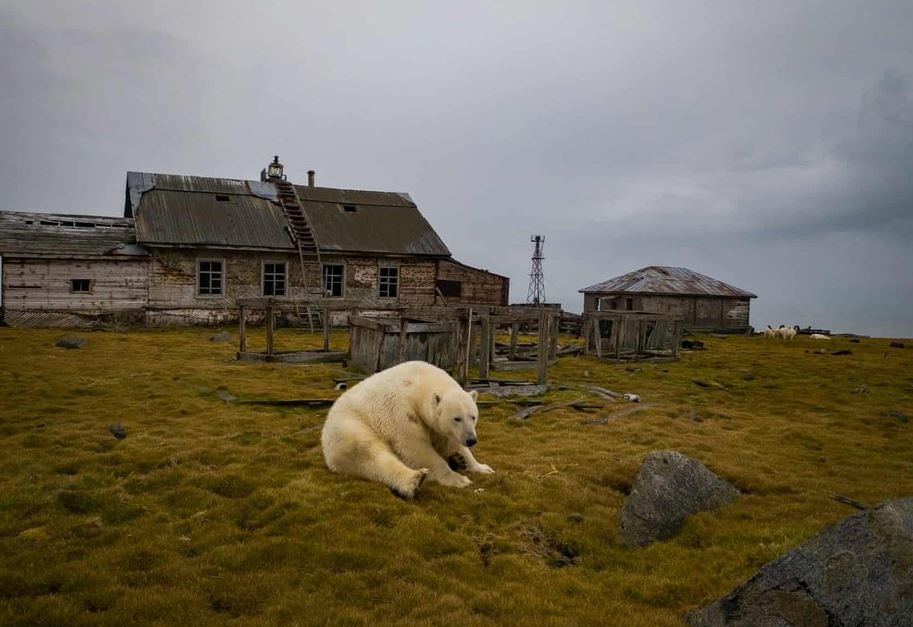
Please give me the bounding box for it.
[0,326,911,625]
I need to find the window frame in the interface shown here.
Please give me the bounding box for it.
[70,278,93,294]
[321,262,346,299]
[378,264,399,299]
[196,258,226,298]
[261,260,288,297]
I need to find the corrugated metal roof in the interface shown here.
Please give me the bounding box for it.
[125,172,450,255]
[579,266,756,298]
[0,210,146,258]
[134,188,295,250]
[294,185,450,256]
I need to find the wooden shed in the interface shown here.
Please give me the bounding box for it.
[580,266,756,333]
[348,315,458,375]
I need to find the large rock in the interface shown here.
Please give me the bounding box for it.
[617,450,739,547]
[687,498,913,626]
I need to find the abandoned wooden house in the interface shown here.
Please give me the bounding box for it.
[579,266,756,333]
[0,158,509,327]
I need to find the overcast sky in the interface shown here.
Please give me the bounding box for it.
[2,1,912,336]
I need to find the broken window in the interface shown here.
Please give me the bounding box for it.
[322,264,344,297]
[262,262,287,297]
[215,194,230,202]
[71,279,92,293]
[198,260,224,296]
[436,279,461,298]
[625,298,634,310]
[342,204,357,213]
[379,266,399,298]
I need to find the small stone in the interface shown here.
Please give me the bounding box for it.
[741,371,755,381]
[55,336,86,349]
[210,331,230,343]
[568,512,584,523]
[889,341,905,349]
[108,424,127,439]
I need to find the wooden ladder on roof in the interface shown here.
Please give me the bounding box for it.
[274,179,324,329]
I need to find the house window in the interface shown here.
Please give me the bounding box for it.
[71,279,92,293]
[436,279,461,298]
[198,259,224,296]
[322,264,344,297]
[625,298,634,311]
[342,204,357,213]
[379,266,399,298]
[215,194,231,202]
[262,262,287,297]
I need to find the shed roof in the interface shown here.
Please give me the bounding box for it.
[0,210,146,258]
[579,266,756,298]
[124,171,451,256]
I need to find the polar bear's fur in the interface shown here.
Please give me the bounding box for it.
[321,361,494,498]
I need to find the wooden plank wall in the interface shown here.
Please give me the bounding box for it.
[2,258,148,312]
[436,260,509,306]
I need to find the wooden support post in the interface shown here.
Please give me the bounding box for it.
[582,318,590,355]
[322,306,330,352]
[615,316,623,359]
[397,320,409,363]
[239,305,247,353]
[455,313,468,386]
[672,319,683,358]
[594,318,603,358]
[536,312,550,385]
[479,315,491,379]
[509,322,519,360]
[549,314,559,360]
[266,306,274,356]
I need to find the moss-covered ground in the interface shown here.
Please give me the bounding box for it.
[1,326,911,625]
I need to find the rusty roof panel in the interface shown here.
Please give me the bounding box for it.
[579,266,756,298]
[0,210,146,257]
[134,189,295,250]
[294,186,451,256]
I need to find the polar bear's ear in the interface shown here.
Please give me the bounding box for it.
[432,393,441,406]
[469,390,478,401]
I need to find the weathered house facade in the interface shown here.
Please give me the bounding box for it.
[580,266,756,333]
[0,160,508,327]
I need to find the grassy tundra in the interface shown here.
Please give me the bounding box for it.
[1,327,911,625]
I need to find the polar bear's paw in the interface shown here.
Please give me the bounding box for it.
[438,472,472,488]
[447,453,468,472]
[472,463,495,475]
[390,468,428,500]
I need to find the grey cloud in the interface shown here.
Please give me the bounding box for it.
[0,1,912,335]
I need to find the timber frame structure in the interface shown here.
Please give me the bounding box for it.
[582,310,682,362]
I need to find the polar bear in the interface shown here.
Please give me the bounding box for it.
[321,361,494,498]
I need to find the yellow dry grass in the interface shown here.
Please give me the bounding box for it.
[0,326,911,626]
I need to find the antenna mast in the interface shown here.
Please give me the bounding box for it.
[526,235,546,305]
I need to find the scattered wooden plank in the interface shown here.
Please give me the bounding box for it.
[830,494,869,510]
[692,379,727,390]
[587,404,652,424]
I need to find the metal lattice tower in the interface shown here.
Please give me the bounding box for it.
[526,235,546,305]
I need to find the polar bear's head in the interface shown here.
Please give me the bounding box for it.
[431,389,480,447]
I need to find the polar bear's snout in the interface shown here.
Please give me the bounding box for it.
[465,436,477,448]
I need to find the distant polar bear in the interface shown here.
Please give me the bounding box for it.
[321,361,494,499]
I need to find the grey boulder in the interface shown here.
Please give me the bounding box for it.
[687,498,913,626]
[618,450,739,547]
[210,331,231,343]
[55,335,87,349]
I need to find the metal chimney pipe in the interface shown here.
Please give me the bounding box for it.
[307,170,316,187]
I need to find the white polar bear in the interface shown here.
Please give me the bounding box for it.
[321,360,494,499]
